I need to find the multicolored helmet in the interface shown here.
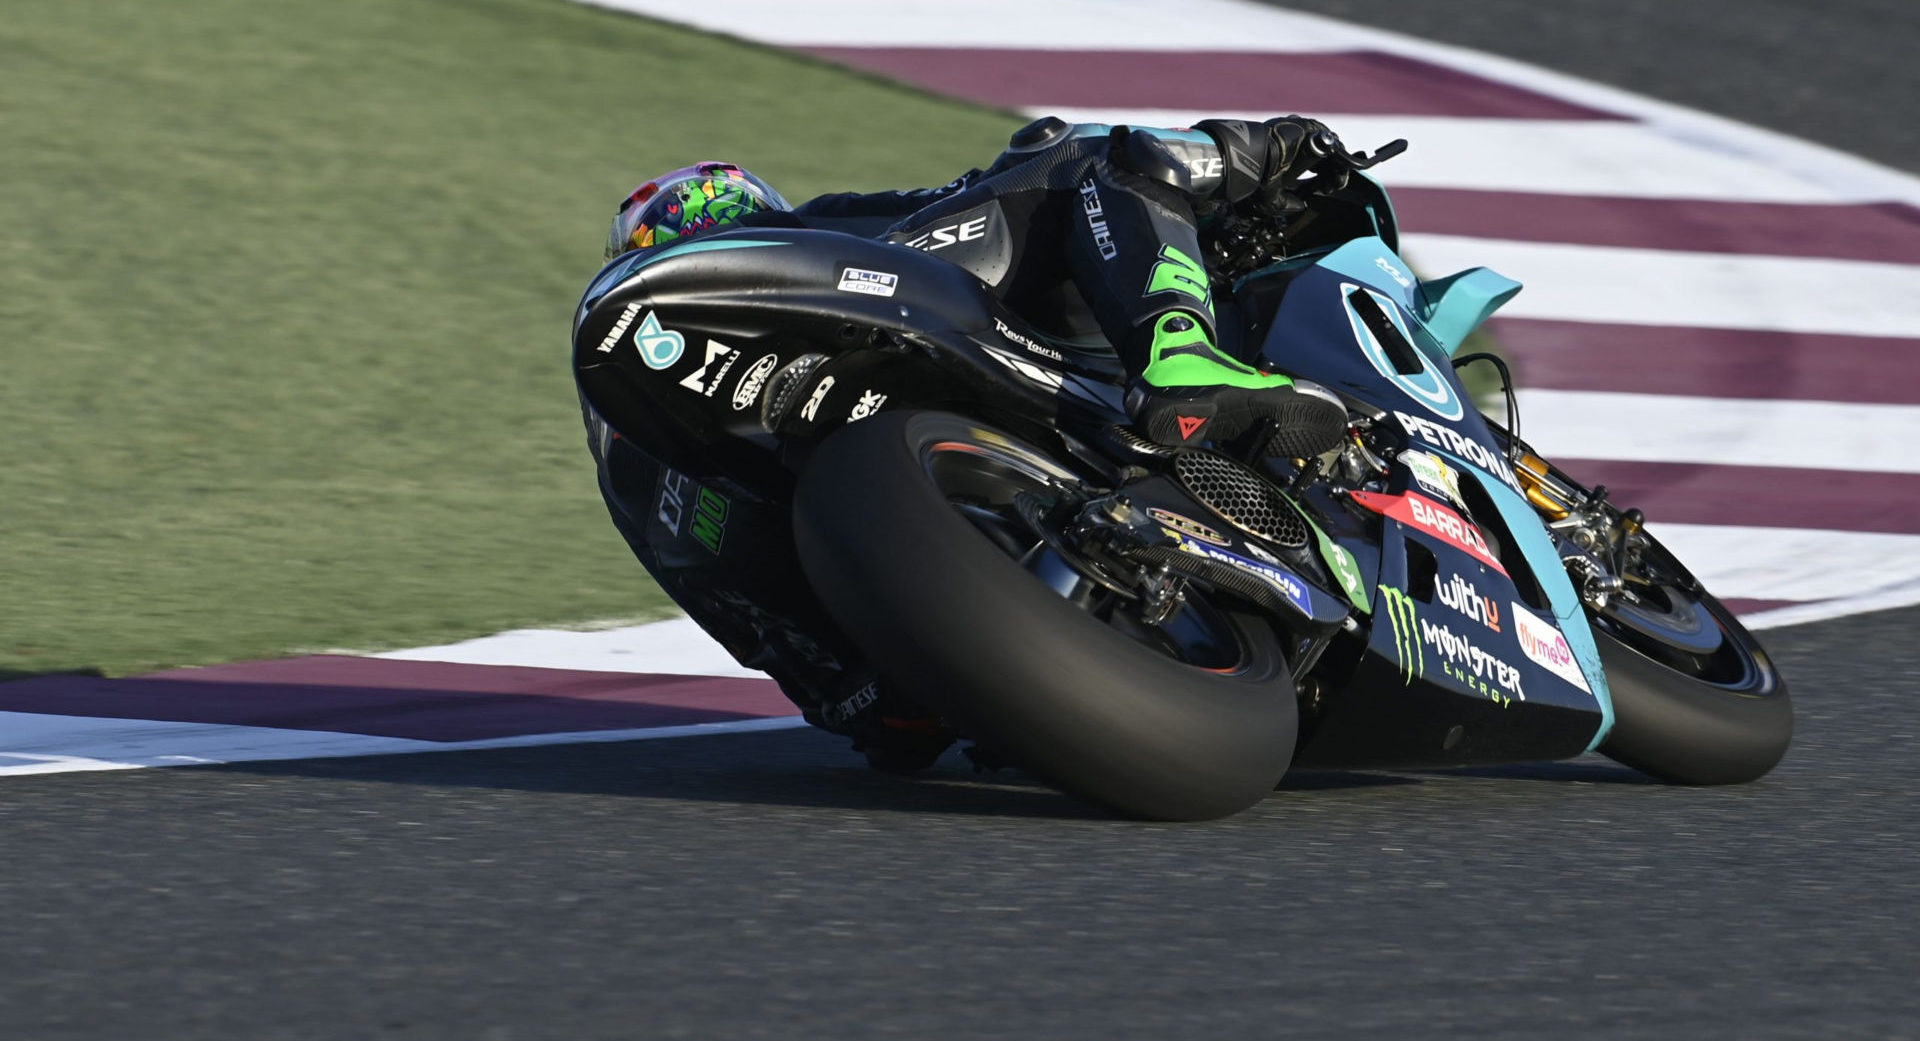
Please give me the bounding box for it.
[605,162,791,260]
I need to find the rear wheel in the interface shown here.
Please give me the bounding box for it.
[794,411,1299,821]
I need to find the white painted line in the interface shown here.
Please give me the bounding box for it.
[571,0,1382,50]
[1509,390,1920,474]
[1741,581,1920,630]
[1398,234,1920,338]
[1033,110,1890,204]
[1641,523,1920,604]
[371,616,763,677]
[0,711,807,777]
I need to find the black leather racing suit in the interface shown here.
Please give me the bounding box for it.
[791,116,1257,377]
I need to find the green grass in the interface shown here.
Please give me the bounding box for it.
[0,0,1020,676]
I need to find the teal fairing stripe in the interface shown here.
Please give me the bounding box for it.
[1418,267,1524,358]
[1429,446,1616,750]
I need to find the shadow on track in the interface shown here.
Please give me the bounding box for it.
[203,726,1650,820]
[213,732,1119,820]
[0,667,104,685]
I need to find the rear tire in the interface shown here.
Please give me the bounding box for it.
[794,412,1299,821]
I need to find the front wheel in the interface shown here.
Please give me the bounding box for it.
[1589,556,1792,785]
[1555,505,1792,783]
[793,411,1299,821]
[1500,442,1793,783]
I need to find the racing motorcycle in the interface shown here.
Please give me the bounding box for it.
[572,129,1791,820]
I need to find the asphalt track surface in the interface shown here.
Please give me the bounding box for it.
[1263,0,1920,173]
[8,5,1919,1040]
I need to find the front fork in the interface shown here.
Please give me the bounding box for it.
[1512,447,1664,611]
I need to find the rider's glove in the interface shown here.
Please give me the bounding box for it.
[1261,116,1333,189]
[1195,115,1335,213]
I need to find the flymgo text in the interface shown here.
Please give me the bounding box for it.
[1512,604,1593,693]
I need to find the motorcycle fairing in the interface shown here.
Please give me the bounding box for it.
[1426,445,1615,749]
[574,228,1121,474]
[1255,236,1614,749]
[1291,502,1603,770]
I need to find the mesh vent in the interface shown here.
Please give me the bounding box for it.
[1173,452,1308,548]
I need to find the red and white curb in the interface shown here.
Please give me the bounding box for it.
[7,0,1915,775]
[0,623,802,776]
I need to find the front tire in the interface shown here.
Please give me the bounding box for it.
[793,412,1299,821]
[1594,590,1792,785]
[1570,518,1791,784]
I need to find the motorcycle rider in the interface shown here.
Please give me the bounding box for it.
[592,114,1352,769]
[605,114,1350,455]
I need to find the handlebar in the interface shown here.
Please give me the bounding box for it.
[1202,132,1409,282]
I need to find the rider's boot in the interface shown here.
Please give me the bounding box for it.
[814,675,955,775]
[1125,311,1347,457]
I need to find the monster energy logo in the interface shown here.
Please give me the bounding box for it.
[1144,244,1211,309]
[1378,584,1422,685]
[690,486,729,554]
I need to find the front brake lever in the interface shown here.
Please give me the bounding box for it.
[1345,139,1409,170]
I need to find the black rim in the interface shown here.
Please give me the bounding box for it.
[922,437,1260,674]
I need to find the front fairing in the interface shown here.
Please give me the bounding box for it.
[1248,236,1616,751]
